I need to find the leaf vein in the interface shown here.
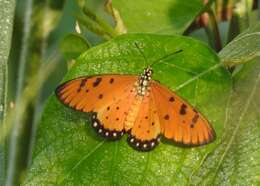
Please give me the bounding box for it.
[57,141,105,185]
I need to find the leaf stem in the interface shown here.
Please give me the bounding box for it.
[215,0,223,20]
[82,6,118,38]
[75,14,113,40]
[206,8,222,51]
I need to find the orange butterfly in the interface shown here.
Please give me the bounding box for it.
[56,47,215,152]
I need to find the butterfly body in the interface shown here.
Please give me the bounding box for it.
[56,67,215,152]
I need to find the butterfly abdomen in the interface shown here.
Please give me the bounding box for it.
[124,96,143,131]
[125,67,153,128]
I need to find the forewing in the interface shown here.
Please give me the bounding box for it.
[151,81,215,146]
[56,75,137,112]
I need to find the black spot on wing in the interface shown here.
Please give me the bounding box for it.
[180,104,187,115]
[164,114,170,120]
[169,97,175,102]
[190,114,199,128]
[110,78,114,84]
[80,78,87,88]
[93,77,102,87]
[192,114,199,123]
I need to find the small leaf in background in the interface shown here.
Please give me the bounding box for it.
[23,34,231,185]
[60,33,91,60]
[111,0,204,34]
[219,22,260,67]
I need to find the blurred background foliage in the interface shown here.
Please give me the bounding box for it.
[0,0,260,185]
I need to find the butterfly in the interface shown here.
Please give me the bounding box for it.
[55,46,215,152]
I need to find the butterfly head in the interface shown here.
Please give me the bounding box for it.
[144,67,153,78]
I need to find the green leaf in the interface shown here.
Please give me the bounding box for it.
[24,34,231,185]
[219,22,260,67]
[111,0,204,34]
[189,58,260,185]
[60,33,91,60]
[0,0,15,185]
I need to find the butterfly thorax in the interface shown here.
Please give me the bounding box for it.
[136,67,153,96]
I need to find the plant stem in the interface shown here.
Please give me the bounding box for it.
[26,2,49,167]
[226,0,234,20]
[75,0,118,39]
[76,14,112,40]
[184,0,218,36]
[0,0,16,185]
[27,0,65,165]
[207,8,222,51]
[196,4,223,52]
[215,0,224,20]
[6,0,65,184]
[227,0,252,42]
[82,6,118,38]
[6,0,33,185]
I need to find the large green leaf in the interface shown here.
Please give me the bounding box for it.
[111,0,204,34]
[24,34,231,185]
[190,59,260,185]
[189,25,260,185]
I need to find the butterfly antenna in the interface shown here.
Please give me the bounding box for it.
[134,42,148,66]
[150,49,183,67]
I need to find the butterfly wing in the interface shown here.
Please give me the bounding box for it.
[151,81,215,146]
[91,85,138,140]
[56,75,137,112]
[127,94,161,151]
[56,75,138,140]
